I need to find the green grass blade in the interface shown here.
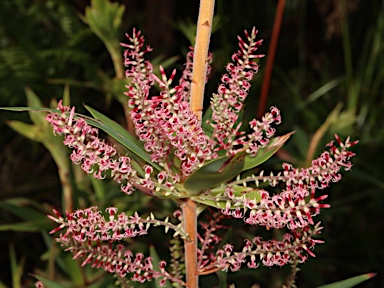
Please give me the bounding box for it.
[34,275,67,288]
[317,273,376,288]
[0,106,57,113]
[9,243,23,288]
[0,222,42,232]
[296,77,344,111]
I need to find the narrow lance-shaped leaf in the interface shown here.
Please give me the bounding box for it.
[183,151,246,196]
[0,201,50,229]
[243,131,295,171]
[25,87,47,126]
[6,121,42,141]
[0,106,162,171]
[0,107,57,113]
[9,243,24,288]
[84,105,162,171]
[316,273,376,288]
[0,222,41,232]
[34,275,67,288]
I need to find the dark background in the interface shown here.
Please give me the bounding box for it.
[0,0,383,287]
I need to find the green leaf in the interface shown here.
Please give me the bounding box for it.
[34,275,67,288]
[296,77,344,111]
[25,87,47,126]
[84,0,125,39]
[0,106,57,113]
[0,222,41,232]
[62,253,85,286]
[291,126,310,160]
[10,243,24,288]
[316,273,376,288]
[0,201,50,228]
[202,105,213,137]
[183,151,246,196]
[1,106,161,170]
[84,105,162,171]
[62,84,71,106]
[7,120,43,141]
[243,132,294,171]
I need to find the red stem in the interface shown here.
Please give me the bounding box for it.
[258,0,286,118]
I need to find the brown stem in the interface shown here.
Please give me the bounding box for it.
[190,0,215,122]
[184,0,215,287]
[182,199,198,288]
[258,0,286,118]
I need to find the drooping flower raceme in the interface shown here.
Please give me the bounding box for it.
[46,28,357,286]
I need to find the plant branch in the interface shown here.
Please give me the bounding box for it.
[258,0,286,118]
[182,199,198,288]
[184,0,215,287]
[190,0,215,122]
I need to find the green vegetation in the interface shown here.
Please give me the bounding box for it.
[0,0,382,287]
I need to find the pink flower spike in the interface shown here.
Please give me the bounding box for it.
[68,106,75,127]
[52,208,62,218]
[169,69,177,83]
[334,134,342,144]
[349,139,359,147]
[43,27,358,281]
[48,224,65,234]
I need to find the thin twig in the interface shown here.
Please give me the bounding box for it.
[258,0,286,118]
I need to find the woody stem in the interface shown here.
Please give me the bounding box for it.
[183,0,215,287]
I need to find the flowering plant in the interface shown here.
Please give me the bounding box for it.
[40,25,357,287]
[0,1,360,287]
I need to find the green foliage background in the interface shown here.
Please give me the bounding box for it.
[0,0,383,287]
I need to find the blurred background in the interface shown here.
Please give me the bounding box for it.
[0,0,383,287]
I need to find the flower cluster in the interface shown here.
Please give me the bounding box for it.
[48,206,187,242]
[123,29,217,180]
[46,102,150,195]
[45,27,358,286]
[122,28,281,180]
[214,135,358,230]
[209,223,324,272]
[46,28,280,194]
[45,102,181,196]
[191,135,357,273]
[208,27,268,154]
[48,207,187,286]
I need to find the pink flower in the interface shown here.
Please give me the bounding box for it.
[123,31,217,179]
[46,27,358,281]
[46,101,140,195]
